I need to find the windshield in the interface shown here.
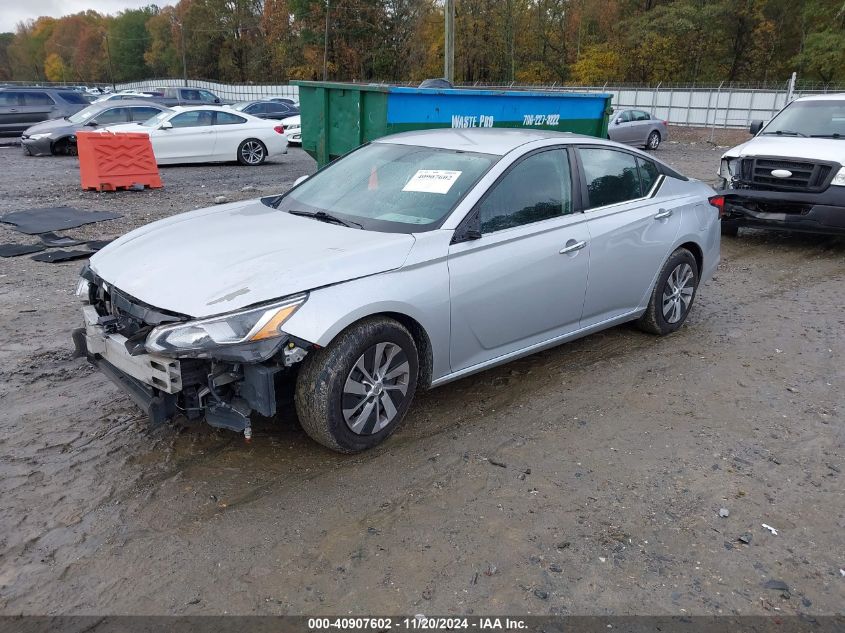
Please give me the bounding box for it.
[67,105,99,124]
[232,101,251,111]
[273,143,497,233]
[140,110,171,127]
[762,99,845,138]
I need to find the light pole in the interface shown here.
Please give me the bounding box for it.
[323,0,330,81]
[444,0,455,83]
[176,20,188,86]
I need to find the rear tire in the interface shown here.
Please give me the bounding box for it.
[237,138,267,165]
[645,130,661,150]
[720,219,740,236]
[637,248,699,336]
[295,316,419,453]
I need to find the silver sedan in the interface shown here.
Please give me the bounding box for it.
[607,109,669,149]
[74,129,719,453]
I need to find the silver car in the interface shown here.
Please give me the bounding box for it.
[73,129,719,453]
[607,109,669,150]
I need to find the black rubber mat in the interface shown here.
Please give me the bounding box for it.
[86,240,114,251]
[39,231,85,247]
[30,249,95,263]
[0,207,122,235]
[0,243,45,257]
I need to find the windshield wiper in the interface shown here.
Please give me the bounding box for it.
[762,130,807,137]
[809,133,842,139]
[288,209,362,229]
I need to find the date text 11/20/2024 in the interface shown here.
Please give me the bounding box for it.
[449,114,562,128]
[307,617,528,630]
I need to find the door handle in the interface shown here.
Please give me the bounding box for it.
[9,108,18,112]
[654,208,673,220]
[559,239,587,254]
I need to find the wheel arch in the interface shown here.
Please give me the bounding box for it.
[50,135,75,154]
[309,309,434,391]
[677,240,703,275]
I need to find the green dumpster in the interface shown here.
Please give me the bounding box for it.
[292,81,613,167]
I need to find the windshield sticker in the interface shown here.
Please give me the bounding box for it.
[402,170,463,194]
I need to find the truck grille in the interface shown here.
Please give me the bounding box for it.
[738,157,835,192]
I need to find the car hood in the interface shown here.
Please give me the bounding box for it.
[722,136,845,164]
[89,198,415,318]
[23,118,77,136]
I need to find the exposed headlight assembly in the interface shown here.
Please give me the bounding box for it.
[831,166,845,187]
[27,133,53,140]
[718,158,737,181]
[145,294,307,360]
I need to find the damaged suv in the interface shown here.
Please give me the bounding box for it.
[718,94,845,236]
[74,129,719,453]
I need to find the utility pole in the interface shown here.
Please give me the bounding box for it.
[444,0,455,83]
[104,33,115,90]
[323,0,330,81]
[177,21,188,87]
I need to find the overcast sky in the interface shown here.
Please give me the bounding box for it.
[0,1,178,33]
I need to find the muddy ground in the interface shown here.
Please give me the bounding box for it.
[0,130,843,616]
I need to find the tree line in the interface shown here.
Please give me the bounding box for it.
[0,0,843,87]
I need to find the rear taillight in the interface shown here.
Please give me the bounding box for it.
[709,195,726,217]
[274,125,284,134]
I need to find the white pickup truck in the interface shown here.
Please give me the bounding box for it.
[717,94,845,236]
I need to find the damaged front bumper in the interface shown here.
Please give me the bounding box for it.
[719,187,845,235]
[73,291,311,436]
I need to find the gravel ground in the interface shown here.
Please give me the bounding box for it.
[0,135,843,616]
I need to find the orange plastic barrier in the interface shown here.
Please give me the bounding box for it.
[76,131,162,192]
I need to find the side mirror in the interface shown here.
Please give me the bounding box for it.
[214,98,220,104]
[160,121,173,130]
[749,120,764,135]
[85,120,98,127]
[294,175,309,186]
[615,118,622,125]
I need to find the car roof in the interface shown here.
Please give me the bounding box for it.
[375,128,595,155]
[793,93,845,102]
[168,105,240,114]
[92,99,170,110]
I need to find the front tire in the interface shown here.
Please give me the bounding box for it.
[237,138,267,165]
[295,316,419,453]
[637,248,699,335]
[645,130,661,150]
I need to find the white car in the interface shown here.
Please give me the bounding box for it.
[280,115,301,145]
[104,106,288,165]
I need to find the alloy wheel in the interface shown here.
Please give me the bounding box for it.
[662,262,694,324]
[241,140,265,164]
[648,132,660,149]
[342,342,411,435]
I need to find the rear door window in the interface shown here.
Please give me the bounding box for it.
[637,158,661,194]
[579,147,643,208]
[633,111,651,121]
[23,92,55,106]
[57,91,89,104]
[215,111,247,125]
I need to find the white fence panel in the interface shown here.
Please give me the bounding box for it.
[115,78,300,103]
